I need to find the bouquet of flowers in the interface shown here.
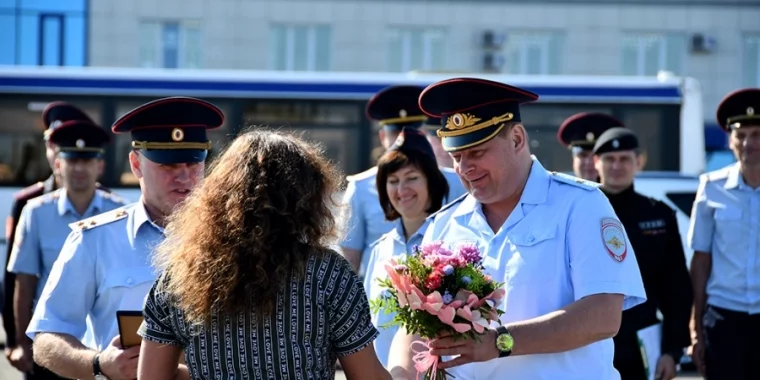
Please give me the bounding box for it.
[369,240,505,380]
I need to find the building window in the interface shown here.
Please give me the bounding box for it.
[269,24,331,71]
[743,34,760,87]
[502,31,563,75]
[388,28,446,72]
[139,20,202,69]
[621,33,686,76]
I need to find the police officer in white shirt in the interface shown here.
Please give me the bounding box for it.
[388,78,647,380]
[688,87,760,380]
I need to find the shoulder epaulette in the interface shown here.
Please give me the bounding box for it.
[99,190,128,205]
[705,167,731,182]
[13,182,44,201]
[369,232,392,250]
[26,189,62,208]
[68,207,129,232]
[549,171,600,191]
[346,166,378,182]
[426,192,469,221]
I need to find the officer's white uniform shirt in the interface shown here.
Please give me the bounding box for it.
[363,220,426,367]
[688,162,760,314]
[422,157,646,380]
[341,166,466,276]
[7,189,127,304]
[26,199,164,351]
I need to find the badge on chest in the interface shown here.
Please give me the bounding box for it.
[639,219,666,235]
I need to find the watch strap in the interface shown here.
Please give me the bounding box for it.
[93,353,103,375]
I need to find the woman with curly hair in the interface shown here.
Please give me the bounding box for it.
[136,129,390,380]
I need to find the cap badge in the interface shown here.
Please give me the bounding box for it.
[171,128,185,142]
[75,139,85,148]
[748,107,755,116]
[399,109,407,118]
[51,120,62,130]
[612,139,619,149]
[447,113,481,130]
[586,132,595,141]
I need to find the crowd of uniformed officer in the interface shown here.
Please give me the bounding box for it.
[0,81,757,380]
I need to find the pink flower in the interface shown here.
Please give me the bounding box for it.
[420,241,444,258]
[436,306,472,333]
[422,291,444,315]
[457,243,482,264]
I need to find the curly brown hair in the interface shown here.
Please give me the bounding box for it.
[153,128,343,326]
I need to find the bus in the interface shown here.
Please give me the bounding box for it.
[0,66,704,248]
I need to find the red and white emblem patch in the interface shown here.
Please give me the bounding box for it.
[601,218,627,262]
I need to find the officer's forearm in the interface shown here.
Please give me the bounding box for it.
[13,274,37,345]
[689,251,712,341]
[33,332,97,379]
[506,293,624,356]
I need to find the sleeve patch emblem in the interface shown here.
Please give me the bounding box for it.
[601,218,627,262]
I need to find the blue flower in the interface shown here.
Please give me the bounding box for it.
[461,276,472,285]
[442,265,454,275]
[442,291,453,305]
[381,290,393,299]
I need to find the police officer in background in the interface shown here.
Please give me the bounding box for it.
[558,112,623,181]
[339,85,465,275]
[2,102,110,367]
[688,88,760,380]
[422,116,454,168]
[592,127,693,380]
[26,97,221,380]
[6,120,126,380]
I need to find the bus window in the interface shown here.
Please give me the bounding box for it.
[0,98,102,187]
[114,100,234,187]
[243,100,364,175]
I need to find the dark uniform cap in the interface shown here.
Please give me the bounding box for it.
[558,112,624,153]
[418,78,539,152]
[47,120,111,159]
[716,88,760,131]
[42,101,96,140]
[422,116,442,136]
[112,96,224,165]
[592,127,639,155]
[366,85,427,131]
[387,127,436,161]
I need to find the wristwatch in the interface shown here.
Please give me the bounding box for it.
[93,353,109,380]
[495,326,514,358]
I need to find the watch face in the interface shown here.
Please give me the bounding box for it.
[496,332,514,352]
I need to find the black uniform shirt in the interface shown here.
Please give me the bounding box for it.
[603,185,693,365]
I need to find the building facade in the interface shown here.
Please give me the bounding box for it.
[86,0,760,122]
[0,0,88,66]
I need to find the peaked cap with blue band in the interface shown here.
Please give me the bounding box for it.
[42,101,96,140]
[558,112,624,154]
[422,115,442,136]
[48,120,111,159]
[418,78,539,152]
[112,97,224,165]
[387,127,436,161]
[716,88,760,132]
[366,85,426,131]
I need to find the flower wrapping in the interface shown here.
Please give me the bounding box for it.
[369,241,506,380]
